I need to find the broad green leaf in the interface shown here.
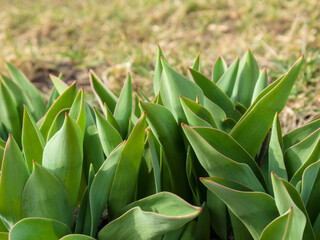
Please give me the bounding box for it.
[203,97,229,131]
[22,106,45,171]
[46,108,69,142]
[103,102,121,133]
[47,87,60,109]
[88,142,125,236]
[192,53,201,72]
[207,191,227,240]
[108,113,147,217]
[90,70,117,113]
[40,82,77,141]
[83,104,104,178]
[251,69,268,104]
[60,235,96,240]
[139,102,190,199]
[267,113,287,188]
[49,74,68,95]
[284,128,320,182]
[6,62,46,119]
[192,203,211,240]
[230,56,304,157]
[160,59,204,123]
[259,208,293,240]
[153,45,166,95]
[201,177,278,240]
[301,160,320,223]
[283,118,320,152]
[0,82,21,144]
[182,125,265,191]
[9,218,71,240]
[22,162,73,228]
[216,57,239,96]
[98,192,201,240]
[1,74,32,121]
[69,88,86,138]
[42,114,83,206]
[0,218,8,232]
[229,210,252,240]
[180,221,197,240]
[180,96,217,128]
[114,73,132,138]
[94,107,122,157]
[189,68,241,121]
[231,49,259,107]
[0,135,29,227]
[271,173,310,240]
[212,56,227,83]
[0,233,8,240]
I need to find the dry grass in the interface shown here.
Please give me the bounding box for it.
[0,0,319,131]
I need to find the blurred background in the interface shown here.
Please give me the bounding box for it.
[0,0,319,131]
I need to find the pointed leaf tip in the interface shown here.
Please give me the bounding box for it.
[32,160,35,163]
[181,122,184,126]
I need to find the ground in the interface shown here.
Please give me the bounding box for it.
[0,0,319,132]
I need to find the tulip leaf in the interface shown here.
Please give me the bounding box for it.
[259,208,293,240]
[114,73,132,138]
[189,68,241,121]
[42,114,83,206]
[229,210,252,240]
[6,62,46,119]
[88,142,125,236]
[69,88,86,138]
[9,218,71,240]
[0,233,8,240]
[192,53,201,72]
[216,57,239,96]
[284,128,320,182]
[83,104,105,178]
[283,118,320,152]
[90,70,117,113]
[153,45,166,95]
[160,59,204,123]
[103,102,121,132]
[60,234,96,240]
[231,49,259,107]
[0,82,21,143]
[139,102,190,199]
[271,173,314,240]
[49,74,68,95]
[212,56,227,83]
[180,96,217,128]
[40,82,77,141]
[22,162,73,228]
[98,192,201,240]
[230,56,304,157]
[251,68,268,104]
[108,113,147,217]
[0,135,29,227]
[22,106,45,171]
[201,177,278,240]
[94,107,122,157]
[182,125,265,191]
[267,113,287,188]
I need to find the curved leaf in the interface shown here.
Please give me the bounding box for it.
[160,59,204,123]
[114,73,132,138]
[230,56,304,157]
[182,124,265,191]
[153,45,166,95]
[42,114,83,206]
[69,88,86,139]
[94,107,122,157]
[90,70,117,113]
[22,162,73,228]
[189,68,241,121]
[251,68,268,105]
[98,192,201,240]
[201,177,278,240]
[0,135,29,227]
[49,74,68,95]
[139,102,190,199]
[212,56,227,83]
[40,82,77,141]
[6,62,46,119]
[22,106,45,171]
[60,234,95,240]
[216,57,239,96]
[9,218,71,240]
